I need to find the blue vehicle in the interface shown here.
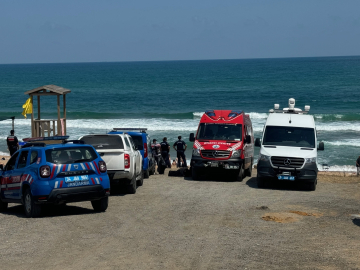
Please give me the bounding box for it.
[108,128,156,178]
[0,137,110,218]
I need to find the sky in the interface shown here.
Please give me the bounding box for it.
[1,0,360,64]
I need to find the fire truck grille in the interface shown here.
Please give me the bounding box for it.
[201,150,231,158]
[271,156,304,168]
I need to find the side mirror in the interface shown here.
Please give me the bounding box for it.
[134,146,138,150]
[189,133,195,142]
[255,138,261,147]
[318,142,324,151]
[246,135,251,144]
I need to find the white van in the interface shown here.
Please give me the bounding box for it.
[255,98,324,191]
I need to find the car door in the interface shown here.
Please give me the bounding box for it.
[128,136,140,175]
[2,152,20,200]
[14,150,31,200]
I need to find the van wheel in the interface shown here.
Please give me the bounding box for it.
[91,197,108,212]
[0,199,8,212]
[137,170,144,186]
[256,175,266,188]
[307,179,317,191]
[192,167,200,180]
[127,171,137,194]
[24,188,42,218]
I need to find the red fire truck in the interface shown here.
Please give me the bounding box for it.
[189,110,254,181]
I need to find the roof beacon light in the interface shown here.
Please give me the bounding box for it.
[288,98,295,111]
[228,110,242,118]
[304,105,310,112]
[205,110,216,117]
[274,104,280,110]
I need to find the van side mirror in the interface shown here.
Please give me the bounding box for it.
[318,142,324,151]
[189,133,195,142]
[246,135,251,144]
[255,138,261,147]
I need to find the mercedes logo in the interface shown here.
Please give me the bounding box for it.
[284,158,291,165]
[213,151,218,157]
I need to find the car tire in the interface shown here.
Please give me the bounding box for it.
[0,198,8,212]
[144,169,150,179]
[24,188,42,218]
[239,164,245,181]
[91,197,108,212]
[192,167,200,180]
[137,170,144,186]
[126,170,137,194]
[149,164,155,175]
[256,174,266,188]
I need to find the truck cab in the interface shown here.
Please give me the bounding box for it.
[189,110,254,181]
[255,98,324,191]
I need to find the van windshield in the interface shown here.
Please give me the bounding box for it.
[197,123,242,141]
[263,126,315,148]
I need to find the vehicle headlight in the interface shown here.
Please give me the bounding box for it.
[259,154,271,162]
[231,150,241,158]
[305,157,316,163]
[192,148,200,156]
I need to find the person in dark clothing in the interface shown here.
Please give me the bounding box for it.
[7,130,19,156]
[356,155,360,176]
[173,135,187,168]
[151,139,161,165]
[160,137,171,168]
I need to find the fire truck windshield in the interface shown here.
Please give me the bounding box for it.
[197,123,242,141]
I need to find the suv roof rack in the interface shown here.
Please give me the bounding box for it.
[22,143,46,148]
[63,140,85,144]
[112,128,147,133]
[23,136,70,142]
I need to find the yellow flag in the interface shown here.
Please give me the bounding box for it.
[22,97,33,119]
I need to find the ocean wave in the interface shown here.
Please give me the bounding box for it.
[318,164,357,172]
[323,140,360,147]
[314,113,360,122]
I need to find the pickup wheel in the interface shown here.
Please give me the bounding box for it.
[137,170,144,186]
[91,197,108,212]
[126,170,137,194]
[0,198,8,212]
[24,188,42,218]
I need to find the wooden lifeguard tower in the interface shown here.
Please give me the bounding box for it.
[24,85,71,137]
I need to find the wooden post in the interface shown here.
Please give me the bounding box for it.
[57,95,61,135]
[63,94,66,135]
[37,95,41,120]
[31,95,34,137]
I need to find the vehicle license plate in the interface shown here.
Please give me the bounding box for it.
[65,175,89,183]
[278,175,295,181]
[210,162,218,167]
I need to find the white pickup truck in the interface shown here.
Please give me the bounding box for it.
[80,134,143,194]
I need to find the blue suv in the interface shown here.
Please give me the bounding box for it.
[108,129,156,178]
[0,137,110,217]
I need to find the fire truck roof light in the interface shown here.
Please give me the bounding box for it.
[205,110,216,117]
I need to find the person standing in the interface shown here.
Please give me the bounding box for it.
[7,130,19,156]
[151,139,161,165]
[160,137,171,168]
[173,135,187,168]
[356,155,360,176]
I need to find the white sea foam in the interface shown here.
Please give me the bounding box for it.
[323,140,360,147]
[318,164,357,172]
[193,112,204,117]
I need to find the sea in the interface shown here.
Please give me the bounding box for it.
[0,56,359,171]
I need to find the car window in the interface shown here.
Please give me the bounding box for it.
[45,146,98,164]
[128,137,137,150]
[5,152,19,171]
[30,151,38,164]
[124,136,131,149]
[130,135,144,150]
[81,135,124,150]
[17,151,29,169]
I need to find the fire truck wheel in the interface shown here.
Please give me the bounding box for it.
[239,164,245,181]
[192,167,200,180]
[245,162,252,177]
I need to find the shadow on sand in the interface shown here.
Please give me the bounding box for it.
[1,203,98,218]
[353,218,360,227]
[246,176,313,192]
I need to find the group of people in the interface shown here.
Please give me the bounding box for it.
[151,136,187,168]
